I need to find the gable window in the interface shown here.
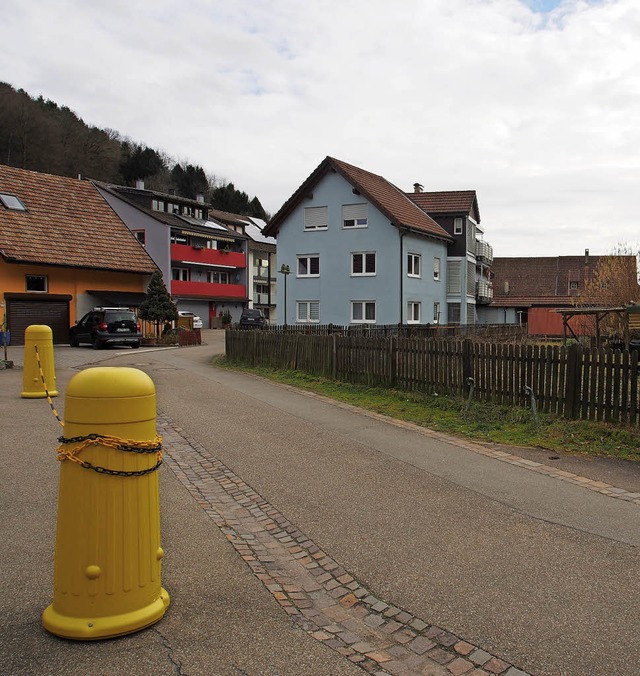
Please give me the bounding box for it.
[454,217,463,235]
[172,268,189,281]
[152,199,165,212]
[351,252,376,276]
[408,301,421,324]
[133,229,146,245]
[433,257,441,281]
[0,192,27,211]
[297,300,320,323]
[351,300,376,323]
[304,206,328,231]
[433,302,440,323]
[343,203,368,228]
[26,275,47,292]
[297,255,320,277]
[407,253,421,277]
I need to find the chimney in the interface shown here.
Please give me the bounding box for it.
[168,188,176,196]
[135,179,145,190]
[584,248,589,265]
[196,193,205,204]
[413,183,424,193]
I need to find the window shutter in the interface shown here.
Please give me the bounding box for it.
[304,206,328,229]
[447,261,461,294]
[343,203,367,220]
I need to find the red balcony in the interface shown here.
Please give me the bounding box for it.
[171,280,247,300]
[171,243,246,268]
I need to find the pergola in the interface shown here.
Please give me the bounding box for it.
[554,306,630,348]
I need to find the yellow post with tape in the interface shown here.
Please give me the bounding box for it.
[42,367,170,640]
[21,324,58,398]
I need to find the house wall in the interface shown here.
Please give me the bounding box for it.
[98,188,171,281]
[402,232,448,324]
[276,171,448,325]
[528,307,595,337]
[476,305,518,325]
[0,259,149,323]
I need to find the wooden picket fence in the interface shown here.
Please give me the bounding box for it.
[226,331,640,426]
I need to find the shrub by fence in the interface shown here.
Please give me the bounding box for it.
[226,331,640,426]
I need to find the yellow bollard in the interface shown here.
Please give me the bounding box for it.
[21,324,58,398]
[42,367,170,640]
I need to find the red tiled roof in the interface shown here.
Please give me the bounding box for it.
[407,190,478,218]
[0,165,157,274]
[264,157,451,241]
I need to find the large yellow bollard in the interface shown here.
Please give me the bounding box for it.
[21,324,58,398]
[42,367,170,640]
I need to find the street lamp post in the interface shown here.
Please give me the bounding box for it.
[279,264,290,326]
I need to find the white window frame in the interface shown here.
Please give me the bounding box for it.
[297,300,320,323]
[304,206,328,231]
[408,301,421,324]
[454,217,463,235]
[208,270,229,284]
[351,300,376,324]
[342,203,368,229]
[407,253,421,278]
[433,257,441,281]
[25,274,47,292]
[297,255,320,277]
[351,252,376,276]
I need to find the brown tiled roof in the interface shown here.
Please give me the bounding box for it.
[264,156,451,241]
[407,190,478,216]
[0,165,157,274]
[490,255,637,307]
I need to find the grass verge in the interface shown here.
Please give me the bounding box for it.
[216,357,640,462]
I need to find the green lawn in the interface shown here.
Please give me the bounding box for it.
[216,357,640,462]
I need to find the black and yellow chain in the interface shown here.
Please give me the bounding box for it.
[34,344,163,476]
[34,345,64,427]
[57,433,163,477]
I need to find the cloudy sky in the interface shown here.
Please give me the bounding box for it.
[2,0,639,257]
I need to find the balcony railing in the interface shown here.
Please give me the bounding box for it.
[254,293,276,306]
[476,280,494,304]
[253,266,273,279]
[171,243,246,268]
[171,280,247,299]
[476,240,493,265]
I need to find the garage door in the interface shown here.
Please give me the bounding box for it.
[7,299,70,345]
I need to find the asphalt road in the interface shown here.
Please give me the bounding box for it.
[2,331,639,675]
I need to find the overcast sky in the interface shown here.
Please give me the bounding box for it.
[2,0,639,257]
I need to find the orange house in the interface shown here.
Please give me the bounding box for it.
[0,165,158,345]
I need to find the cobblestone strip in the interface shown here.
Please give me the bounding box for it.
[158,413,530,676]
[264,382,640,507]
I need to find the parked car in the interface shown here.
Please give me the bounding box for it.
[239,308,266,328]
[69,307,141,349]
[178,310,203,329]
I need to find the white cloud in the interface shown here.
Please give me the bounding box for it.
[1,0,638,256]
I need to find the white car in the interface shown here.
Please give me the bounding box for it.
[178,311,203,329]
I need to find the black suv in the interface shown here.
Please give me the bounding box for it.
[239,308,266,329]
[69,308,141,349]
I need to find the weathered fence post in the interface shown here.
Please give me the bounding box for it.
[332,333,337,380]
[462,339,473,392]
[564,343,583,419]
[388,335,397,388]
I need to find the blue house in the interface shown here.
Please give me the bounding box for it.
[263,156,492,326]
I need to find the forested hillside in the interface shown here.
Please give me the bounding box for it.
[0,83,269,219]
